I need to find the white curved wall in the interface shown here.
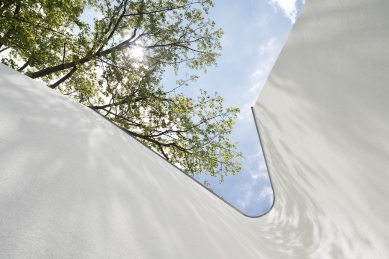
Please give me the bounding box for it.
[252,0,389,257]
[1,0,388,258]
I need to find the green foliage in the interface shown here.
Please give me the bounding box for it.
[0,0,243,185]
[0,0,88,70]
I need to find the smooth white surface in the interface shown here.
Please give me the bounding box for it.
[253,0,389,257]
[1,0,389,258]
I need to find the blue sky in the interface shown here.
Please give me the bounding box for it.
[161,0,306,216]
[78,0,306,216]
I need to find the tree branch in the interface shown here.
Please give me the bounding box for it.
[29,29,139,79]
[48,66,77,89]
[96,0,128,53]
[0,46,10,53]
[123,2,200,17]
[17,59,29,71]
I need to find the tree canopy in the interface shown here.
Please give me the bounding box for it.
[0,0,243,184]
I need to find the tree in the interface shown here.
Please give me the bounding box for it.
[0,0,243,184]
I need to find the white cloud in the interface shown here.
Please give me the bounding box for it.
[251,171,267,180]
[259,37,278,55]
[302,0,306,4]
[258,186,274,205]
[235,144,272,209]
[236,183,274,209]
[237,183,254,208]
[250,37,278,93]
[248,159,268,180]
[268,0,298,23]
[246,146,267,177]
[238,37,280,121]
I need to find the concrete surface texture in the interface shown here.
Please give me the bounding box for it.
[1,0,388,258]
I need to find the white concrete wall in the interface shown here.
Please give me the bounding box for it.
[252,0,389,257]
[1,0,388,258]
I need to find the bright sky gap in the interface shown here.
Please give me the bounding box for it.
[78,0,306,216]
